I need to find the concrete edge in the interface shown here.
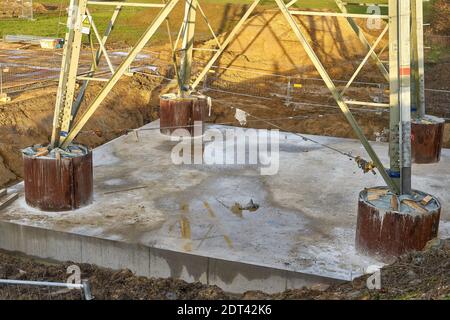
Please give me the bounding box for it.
[0,220,342,294]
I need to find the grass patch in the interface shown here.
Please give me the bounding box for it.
[0,0,389,40]
[0,0,434,46]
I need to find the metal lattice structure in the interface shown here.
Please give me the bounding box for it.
[49,0,427,196]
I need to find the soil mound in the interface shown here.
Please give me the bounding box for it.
[0,239,448,299]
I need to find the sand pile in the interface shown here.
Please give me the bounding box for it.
[197,11,387,79]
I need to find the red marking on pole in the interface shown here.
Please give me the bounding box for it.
[400,67,411,76]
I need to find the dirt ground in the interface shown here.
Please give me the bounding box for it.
[197,11,387,81]
[0,238,448,300]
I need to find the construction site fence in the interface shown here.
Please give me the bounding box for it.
[0,46,148,95]
[0,62,59,95]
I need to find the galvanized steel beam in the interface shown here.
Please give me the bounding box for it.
[87,1,165,8]
[179,0,198,94]
[60,0,180,148]
[398,0,412,194]
[411,0,425,118]
[50,0,88,147]
[288,10,388,19]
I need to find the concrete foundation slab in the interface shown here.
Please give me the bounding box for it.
[1,121,449,293]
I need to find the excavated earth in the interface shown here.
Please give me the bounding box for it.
[0,239,448,300]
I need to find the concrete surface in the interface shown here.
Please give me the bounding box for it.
[1,120,449,293]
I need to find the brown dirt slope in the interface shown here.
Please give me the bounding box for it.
[0,239,448,300]
[198,11,386,80]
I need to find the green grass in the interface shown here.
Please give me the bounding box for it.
[0,0,434,45]
[0,16,65,39]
